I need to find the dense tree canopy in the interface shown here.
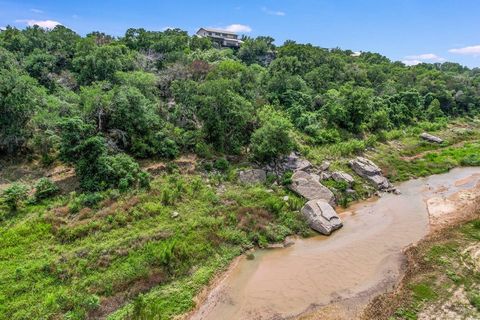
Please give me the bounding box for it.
[1,25,479,190]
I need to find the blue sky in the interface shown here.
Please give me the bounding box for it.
[2,0,480,67]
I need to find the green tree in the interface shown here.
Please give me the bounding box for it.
[251,106,294,162]
[73,42,136,85]
[196,79,254,153]
[426,98,444,121]
[0,66,46,155]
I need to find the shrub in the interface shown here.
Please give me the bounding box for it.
[2,183,29,211]
[469,292,480,311]
[213,158,230,172]
[79,192,104,208]
[281,171,293,185]
[460,154,480,166]
[138,172,151,189]
[34,178,59,201]
[313,128,341,145]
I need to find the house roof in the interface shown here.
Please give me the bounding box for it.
[197,27,238,35]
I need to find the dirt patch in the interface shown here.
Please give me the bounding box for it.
[427,181,480,231]
[141,154,198,176]
[0,162,78,193]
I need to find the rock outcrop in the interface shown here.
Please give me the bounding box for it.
[289,170,335,205]
[420,132,443,143]
[349,157,394,191]
[238,169,266,184]
[301,199,343,235]
[331,171,355,186]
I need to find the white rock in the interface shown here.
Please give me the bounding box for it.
[301,199,343,235]
[289,171,335,205]
[420,132,443,143]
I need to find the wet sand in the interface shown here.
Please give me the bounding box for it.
[190,167,480,320]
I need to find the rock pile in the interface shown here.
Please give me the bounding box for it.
[264,152,313,175]
[267,154,343,236]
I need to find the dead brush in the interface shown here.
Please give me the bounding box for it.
[236,207,273,233]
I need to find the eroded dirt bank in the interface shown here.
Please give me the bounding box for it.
[188,167,480,320]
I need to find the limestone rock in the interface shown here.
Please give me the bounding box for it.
[301,199,343,235]
[289,171,335,205]
[331,171,355,186]
[319,161,331,172]
[420,132,443,143]
[349,157,382,177]
[349,157,393,191]
[238,169,266,184]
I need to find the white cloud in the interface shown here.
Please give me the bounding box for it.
[262,7,286,16]
[402,59,423,66]
[449,45,480,56]
[223,24,252,33]
[404,53,446,62]
[30,8,44,14]
[402,53,446,66]
[0,26,6,31]
[16,19,62,29]
[351,51,361,57]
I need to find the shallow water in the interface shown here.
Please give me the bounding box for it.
[191,167,480,320]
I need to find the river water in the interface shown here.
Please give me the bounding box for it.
[191,167,480,320]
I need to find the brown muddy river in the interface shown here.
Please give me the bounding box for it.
[190,167,480,320]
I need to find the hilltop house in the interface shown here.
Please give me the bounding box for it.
[196,27,243,48]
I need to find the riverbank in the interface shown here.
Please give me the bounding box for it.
[304,169,480,320]
[361,216,480,319]
[188,168,480,320]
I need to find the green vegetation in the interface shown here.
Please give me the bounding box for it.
[0,171,309,319]
[1,24,480,319]
[1,26,480,190]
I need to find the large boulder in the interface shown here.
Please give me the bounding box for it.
[349,157,393,191]
[238,169,266,184]
[331,171,355,186]
[420,132,443,144]
[349,157,381,177]
[301,199,343,235]
[289,171,335,205]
